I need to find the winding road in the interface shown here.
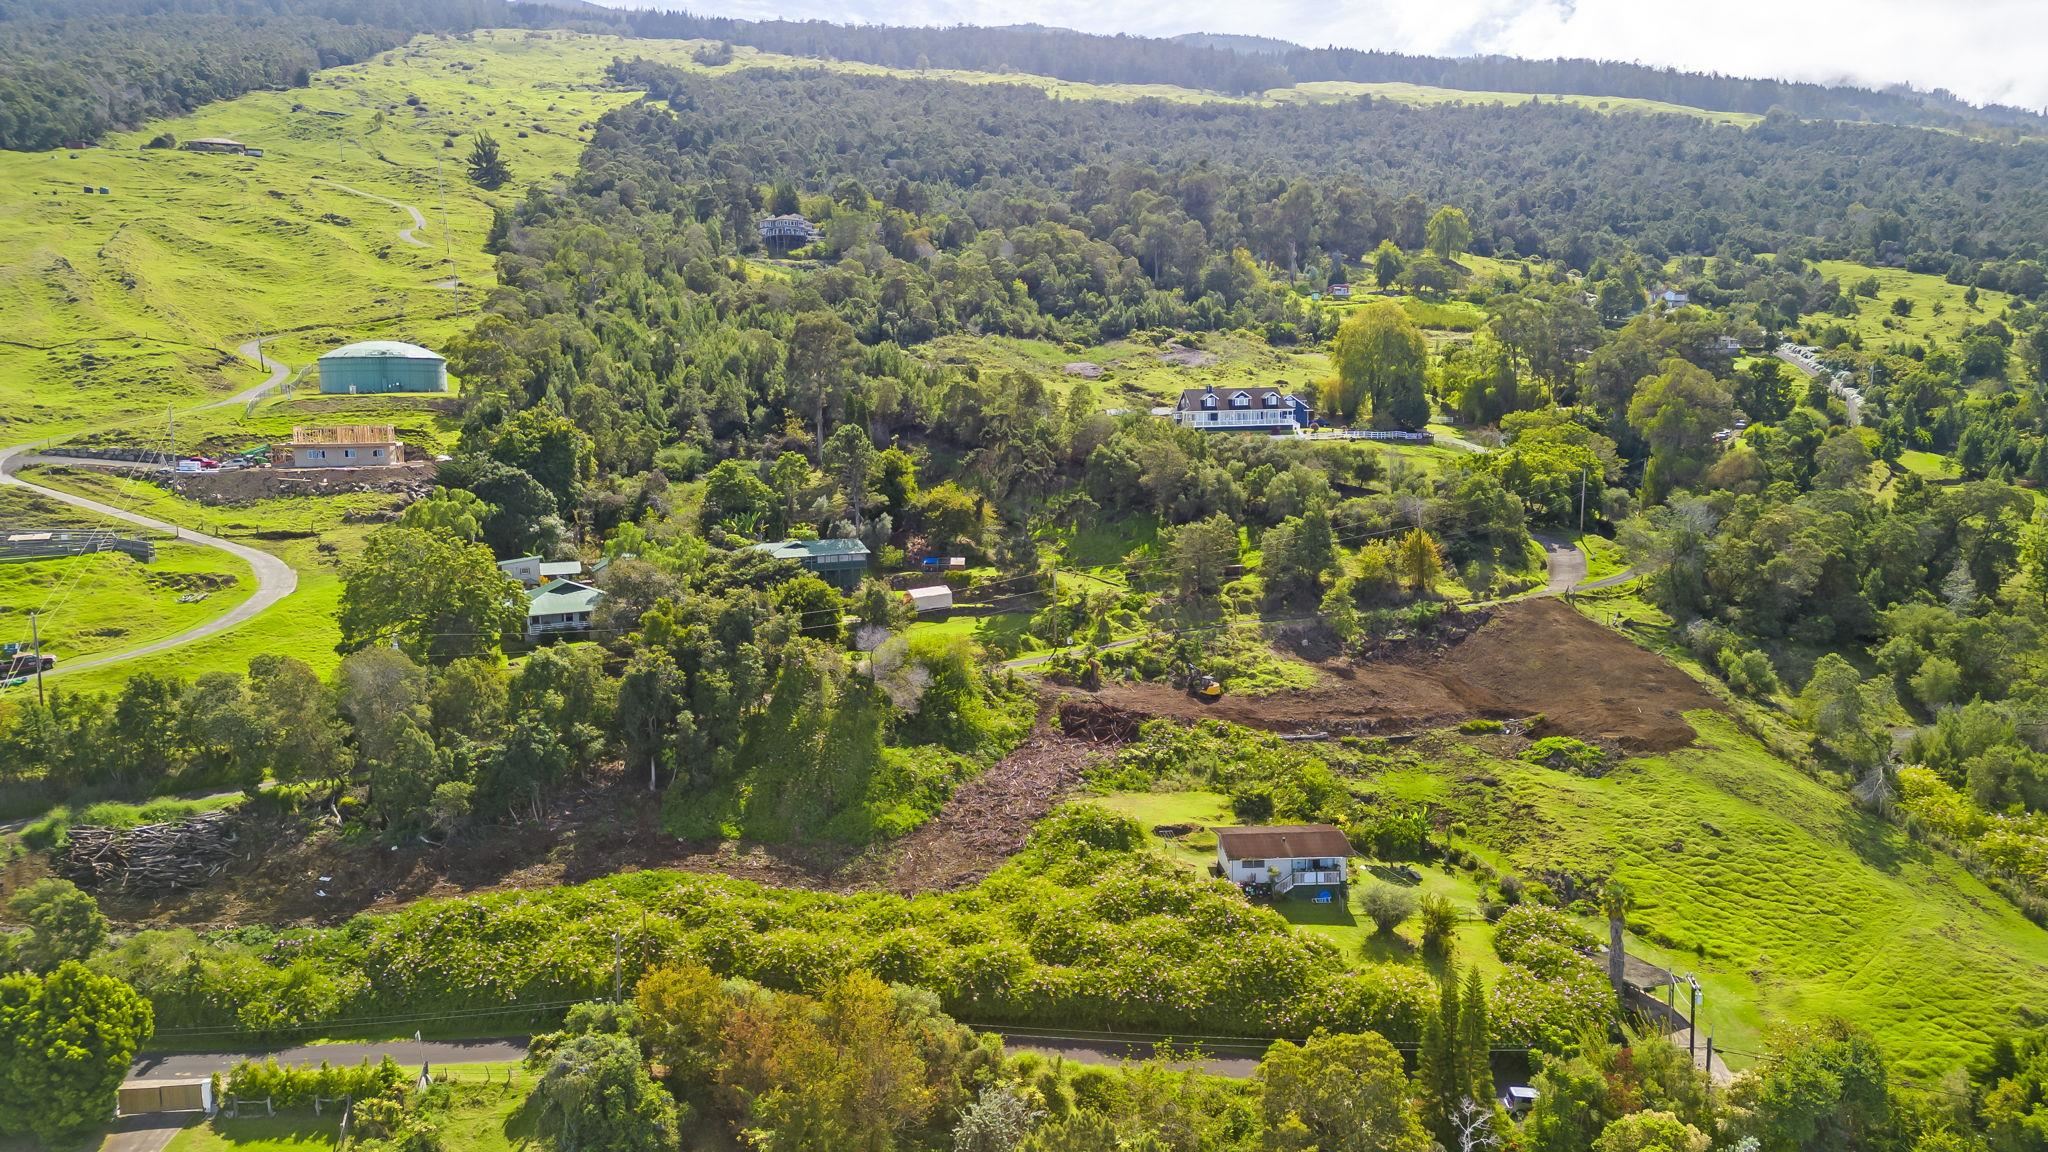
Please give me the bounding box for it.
[313,177,429,247]
[0,342,299,678]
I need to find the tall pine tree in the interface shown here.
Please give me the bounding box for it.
[1458,967,1494,1105]
[1420,965,1464,1145]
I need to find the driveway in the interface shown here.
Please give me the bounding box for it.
[98,1114,197,1152]
[132,1038,529,1081]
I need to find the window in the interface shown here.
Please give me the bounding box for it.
[1237,858,1264,868]
[1231,392,1249,408]
[344,448,356,459]
[1265,392,1281,405]
[1201,395,1216,408]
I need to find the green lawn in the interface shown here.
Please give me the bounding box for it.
[0,538,253,663]
[166,1064,536,1152]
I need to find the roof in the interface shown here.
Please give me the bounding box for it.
[906,585,953,605]
[752,538,871,561]
[526,579,604,615]
[538,561,584,578]
[320,340,444,361]
[1175,386,1308,412]
[1215,824,1352,860]
[187,137,245,146]
[291,424,396,445]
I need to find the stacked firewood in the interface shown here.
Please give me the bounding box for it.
[58,811,239,891]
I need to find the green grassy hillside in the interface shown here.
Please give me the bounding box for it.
[1431,713,2048,1080]
[15,467,398,695]
[0,540,254,664]
[0,30,655,444]
[1811,259,2022,350]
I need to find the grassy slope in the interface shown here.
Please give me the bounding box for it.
[0,30,649,444]
[15,467,394,694]
[0,539,254,662]
[1441,712,2048,1079]
[1276,81,1761,127]
[1811,259,2022,351]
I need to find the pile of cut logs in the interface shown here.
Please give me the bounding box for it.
[58,811,239,891]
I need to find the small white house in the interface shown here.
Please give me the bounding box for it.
[905,586,954,614]
[500,556,584,588]
[1215,825,1352,896]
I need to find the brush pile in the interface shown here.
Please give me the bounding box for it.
[58,810,239,890]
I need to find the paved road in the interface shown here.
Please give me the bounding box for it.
[1534,534,1587,596]
[314,177,429,247]
[132,1038,529,1080]
[1577,566,1641,591]
[0,342,299,679]
[98,1114,196,1152]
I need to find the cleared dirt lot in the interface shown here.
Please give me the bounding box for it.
[1083,599,1718,753]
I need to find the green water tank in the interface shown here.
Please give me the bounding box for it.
[316,340,448,394]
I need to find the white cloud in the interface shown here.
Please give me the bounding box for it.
[596,0,2048,112]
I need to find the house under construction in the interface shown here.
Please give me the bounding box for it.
[277,425,403,469]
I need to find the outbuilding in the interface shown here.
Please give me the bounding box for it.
[317,340,449,394]
[905,586,954,614]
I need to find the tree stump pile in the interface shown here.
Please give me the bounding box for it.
[57,810,239,890]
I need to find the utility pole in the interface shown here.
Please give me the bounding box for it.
[1687,975,1701,1066]
[29,610,45,706]
[1578,468,1588,533]
[1049,565,1059,650]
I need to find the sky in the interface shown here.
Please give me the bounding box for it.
[589,0,2048,112]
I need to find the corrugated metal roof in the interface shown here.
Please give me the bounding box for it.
[526,580,604,615]
[320,340,444,361]
[753,538,871,560]
[1215,825,1352,860]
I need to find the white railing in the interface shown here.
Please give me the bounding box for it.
[1174,410,1301,429]
[1273,869,1347,894]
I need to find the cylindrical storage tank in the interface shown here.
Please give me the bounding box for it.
[316,340,448,394]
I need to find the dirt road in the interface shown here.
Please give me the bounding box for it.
[314,177,429,247]
[0,341,300,679]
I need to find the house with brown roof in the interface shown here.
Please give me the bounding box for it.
[1215,824,1351,897]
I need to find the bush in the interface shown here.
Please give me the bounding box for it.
[225,1056,406,1108]
[1360,884,1418,934]
[1416,893,1459,951]
[1520,736,1607,775]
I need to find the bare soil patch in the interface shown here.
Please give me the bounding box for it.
[60,709,1119,929]
[1078,599,1717,752]
[861,723,1112,894]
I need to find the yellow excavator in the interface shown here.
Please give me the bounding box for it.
[1177,659,1224,701]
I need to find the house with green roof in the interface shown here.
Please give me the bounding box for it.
[525,579,604,641]
[750,537,871,590]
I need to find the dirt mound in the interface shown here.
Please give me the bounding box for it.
[1411,597,1718,752]
[872,726,1112,894]
[1079,600,1718,752]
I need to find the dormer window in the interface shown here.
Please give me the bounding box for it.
[1264,392,1281,407]
[1231,391,1250,408]
[1201,395,1216,408]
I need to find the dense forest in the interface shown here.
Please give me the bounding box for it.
[614,8,2048,132]
[611,61,2048,273]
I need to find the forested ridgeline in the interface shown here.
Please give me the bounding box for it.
[0,0,589,149]
[613,8,2048,132]
[609,61,2048,269]
[7,0,2042,153]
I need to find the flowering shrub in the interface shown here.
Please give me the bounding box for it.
[104,804,1434,1043]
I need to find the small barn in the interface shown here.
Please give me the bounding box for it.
[317,340,449,394]
[118,1077,213,1116]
